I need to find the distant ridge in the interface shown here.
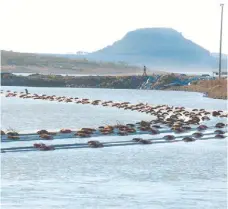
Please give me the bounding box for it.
[0,50,140,74]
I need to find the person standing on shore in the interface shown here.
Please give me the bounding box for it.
[143,65,147,76]
[25,89,28,94]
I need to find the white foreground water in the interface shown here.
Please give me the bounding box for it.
[1,86,227,209]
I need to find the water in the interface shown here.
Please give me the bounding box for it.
[1,86,227,209]
[11,73,143,77]
[166,71,213,76]
[11,73,99,77]
[12,73,34,76]
[8,72,215,76]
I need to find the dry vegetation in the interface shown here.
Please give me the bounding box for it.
[169,78,227,99]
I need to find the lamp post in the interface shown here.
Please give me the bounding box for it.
[218,3,224,79]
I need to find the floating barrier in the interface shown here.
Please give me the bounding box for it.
[2,130,226,151]
[1,122,227,142]
[2,91,228,121]
[2,133,227,153]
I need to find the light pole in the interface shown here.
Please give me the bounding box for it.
[218,3,224,79]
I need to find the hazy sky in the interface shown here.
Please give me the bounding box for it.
[1,0,227,54]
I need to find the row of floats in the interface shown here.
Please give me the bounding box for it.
[2,131,227,153]
[1,122,227,142]
[2,90,228,124]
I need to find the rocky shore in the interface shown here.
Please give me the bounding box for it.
[1,73,146,89]
[1,73,226,100]
[1,73,198,88]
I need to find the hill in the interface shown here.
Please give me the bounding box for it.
[85,28,225,69]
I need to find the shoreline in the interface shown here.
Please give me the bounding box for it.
[1,73,227,100]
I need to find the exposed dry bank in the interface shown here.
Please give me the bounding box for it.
[168,79,227,100]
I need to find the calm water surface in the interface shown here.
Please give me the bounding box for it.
[1,86,227,209]
[12,73,96,77]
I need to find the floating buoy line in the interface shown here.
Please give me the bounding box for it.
[1,123,227,142]
[2,132,227,153]
[1,89,227,153]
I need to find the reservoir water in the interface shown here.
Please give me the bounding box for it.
[1,86,227,209]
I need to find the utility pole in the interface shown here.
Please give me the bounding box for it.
[218,3,224,79]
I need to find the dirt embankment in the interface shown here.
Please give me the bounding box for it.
[167,79,227,100]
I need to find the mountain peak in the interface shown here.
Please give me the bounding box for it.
[125,27,182,36]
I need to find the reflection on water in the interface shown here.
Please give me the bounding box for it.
[1,86,227,209]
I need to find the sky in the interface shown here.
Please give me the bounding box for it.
[0,0,227,54]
